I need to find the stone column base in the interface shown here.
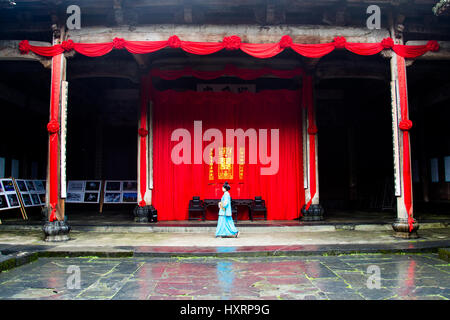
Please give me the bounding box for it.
[43,220,71,242]
[301,204,324,221]
[134,205,157,223]
[392,218,419,239]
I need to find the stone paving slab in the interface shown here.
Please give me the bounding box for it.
[0,227,449,247]
[0,254,448,300]
[0,228,448,262]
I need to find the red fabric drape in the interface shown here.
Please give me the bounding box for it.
[18,37,439,59]
[47,54,63,222]
[396,56,414,232]
[152,90,304,221]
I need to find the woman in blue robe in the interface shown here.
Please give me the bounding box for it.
[215,182,239,238]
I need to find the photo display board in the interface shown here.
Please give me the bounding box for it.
[0,179,46,210]
[66,180,102,203]
[104,180,137,204]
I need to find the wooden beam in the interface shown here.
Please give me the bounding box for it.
[150,56,302,70]
[315,60,388,81]
[405,40,450,60]
[0,40,52,68]
[68,60,140,83]
[67,24,390,44]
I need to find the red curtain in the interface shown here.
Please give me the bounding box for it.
[152,89,304,221]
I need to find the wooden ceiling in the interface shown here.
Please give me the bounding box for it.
[0,0,449,41]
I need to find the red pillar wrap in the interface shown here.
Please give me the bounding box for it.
[48,54,62,222]
[138,76,149,207]
[396,56,414,232]
[303,75,317,211]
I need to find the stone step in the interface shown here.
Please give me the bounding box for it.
[0,221,447,233]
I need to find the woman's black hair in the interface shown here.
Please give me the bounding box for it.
[223,181,231,191]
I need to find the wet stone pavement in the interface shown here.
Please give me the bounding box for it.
[0,253,448,300]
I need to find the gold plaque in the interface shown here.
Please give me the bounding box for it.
[218,147,233,180]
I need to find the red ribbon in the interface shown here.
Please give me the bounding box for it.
[18,36,439,59]
[396,56,414,232]
[113,37,126,49]
[399,119,413,131]
[167,35,181,48]
[333,36,346,49]
[138,128,149,137]
[279,35,293,49]
[381,37,394,49]
[48,54,63,222]
[222,35,241,50]
[426,40,439,52]
[19,40,31,54]
[47,120,60,134]
[61,39,75,52]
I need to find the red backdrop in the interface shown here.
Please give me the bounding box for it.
[152,89,304,221]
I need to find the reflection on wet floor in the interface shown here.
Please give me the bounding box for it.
[0,253,448,300]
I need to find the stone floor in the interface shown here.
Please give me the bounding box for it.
[0,253,448,300]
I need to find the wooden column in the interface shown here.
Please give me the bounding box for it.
[389,26,419,238]
[45,32,67,222]
[43,29,70,241]
[135,75,155,222]
[301,74,323,221]
[137,101,153,206]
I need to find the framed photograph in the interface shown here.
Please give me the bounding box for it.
[25,180,36,192]
[104,192,121,203]
[122,181,137,191]
[38,193,46,204]
[67,180,84,192]
[34,180,45,192]
[85,181,101,191]
[0,194,9,210]
[30,193,41,206]
[105,181,121,191]
[16,180,28,193]
[84,192,99,203]
[66,192,84,203]
[1,179,15,192]
[6,194,20,207]
[122,192,137,203]
[21,194,33,207]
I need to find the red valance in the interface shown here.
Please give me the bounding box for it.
[18,36,439,59]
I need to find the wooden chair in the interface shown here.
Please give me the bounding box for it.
[188,196,205,220]
[250,196,267,220]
